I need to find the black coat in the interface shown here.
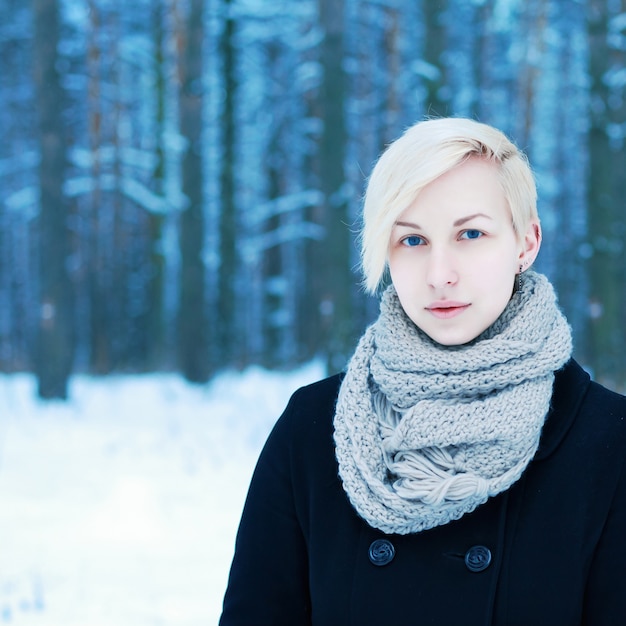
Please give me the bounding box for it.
[220,360,626,626]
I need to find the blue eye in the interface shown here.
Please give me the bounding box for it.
[401,235,425,247]
[461,229,483,240]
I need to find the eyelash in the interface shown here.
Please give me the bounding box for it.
[400,235,425,247]
[400,229,484,247]
[460,229,484,240]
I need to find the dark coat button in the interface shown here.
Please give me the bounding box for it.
[368,539,395,566]
[464,545,492,572]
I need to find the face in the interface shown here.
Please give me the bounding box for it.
[387,158,540,346]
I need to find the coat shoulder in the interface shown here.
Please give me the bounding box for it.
[572,357,626,437]
[291,372,345,401]
[586,377,626,413]
[282,372,344,427]
[583,377,626,448]
[264,372,344,456]
[539,359,626,459]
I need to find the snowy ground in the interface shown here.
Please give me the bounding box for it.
[0,361,325,625]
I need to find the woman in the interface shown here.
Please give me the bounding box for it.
[219,118,626,625]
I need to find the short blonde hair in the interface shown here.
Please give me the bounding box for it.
[360,117,538,293]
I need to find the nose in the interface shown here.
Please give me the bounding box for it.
[426,247,458,289]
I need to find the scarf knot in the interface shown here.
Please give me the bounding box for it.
[334,272,572,535]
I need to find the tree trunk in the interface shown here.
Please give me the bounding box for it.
[587,0,626,388]
[33,0,73,398]
[146,1,167,370]
[316,0,355,373]
[177,0,209,382]
[422,0,449,116]
[216,0,238,370]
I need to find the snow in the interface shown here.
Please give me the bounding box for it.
[0,361,326,625]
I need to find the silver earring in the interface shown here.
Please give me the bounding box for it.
[514,265,523,293]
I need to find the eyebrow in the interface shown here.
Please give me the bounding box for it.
[394,213,492,229]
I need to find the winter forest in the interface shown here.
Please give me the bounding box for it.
[1,0,626,399]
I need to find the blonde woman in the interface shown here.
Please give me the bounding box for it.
[220,118,626,625]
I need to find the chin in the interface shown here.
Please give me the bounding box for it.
[434,337,474,347]
[420,327,484,347]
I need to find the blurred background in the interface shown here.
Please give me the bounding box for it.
[1,0,626,400]
[2,2,626,623]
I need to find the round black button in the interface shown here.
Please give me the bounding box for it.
[368,539,395,566]
[464,545,492,572]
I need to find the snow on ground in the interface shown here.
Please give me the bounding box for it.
[0,361,326,625]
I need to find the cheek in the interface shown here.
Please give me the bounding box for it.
[475,245,519,279]
[389,258,421,293]
[387,252,407,281]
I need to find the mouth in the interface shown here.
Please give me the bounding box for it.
[426,302,470,319]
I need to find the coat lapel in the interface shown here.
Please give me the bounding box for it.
[534,359,591,460]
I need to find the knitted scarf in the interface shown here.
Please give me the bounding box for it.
[333,271,572,535]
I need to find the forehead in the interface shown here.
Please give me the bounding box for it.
[397,158,509,223]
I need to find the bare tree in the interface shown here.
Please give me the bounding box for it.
[33,0,74,398]
[215,0,238,370]
[177,0,209,382]
[315,0,356,373]
[587,0,626,387]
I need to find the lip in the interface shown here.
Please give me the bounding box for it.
[426,301,470,319]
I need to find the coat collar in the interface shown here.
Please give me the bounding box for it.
[534,359,591,460]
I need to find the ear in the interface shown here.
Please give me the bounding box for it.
[518,220,541,271]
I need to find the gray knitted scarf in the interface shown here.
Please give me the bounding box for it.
[333,271,572,535]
